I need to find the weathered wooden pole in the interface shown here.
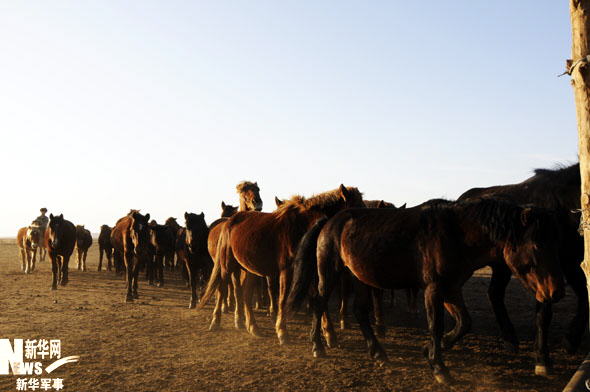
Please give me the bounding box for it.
[564,1,590,390]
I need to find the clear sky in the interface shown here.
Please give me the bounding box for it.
[0,2,578,236]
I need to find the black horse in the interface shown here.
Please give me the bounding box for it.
[458,163,585,362]
[184,212,214,308]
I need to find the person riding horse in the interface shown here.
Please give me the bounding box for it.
[33,207,48,262]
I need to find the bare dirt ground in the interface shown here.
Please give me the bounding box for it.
[0,238,585,392]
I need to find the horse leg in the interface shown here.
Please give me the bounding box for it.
[372,288,386,337]
[533,301,553,377]
[124,253,134,302]
[488,262,519,352]
[98,248,103,271]
[339,273,351,330]
[76,248,82,270]
[50,254,58,290]
[24,249,32,274]
[83,249,88,271]
[266,276,278,318]
[187,259,198,309]
[242,272,261,336]
[424,282,451,384]
[107,249,113,271]
[19,248,26,272]
[275,268,292,345]
[352,279,387,361]
[232,270,246,330]
[60,255,70,286]
[210,273,228,331]
[563,261,588,353]
[132,259,140,299]
[156,255,164,287]
[407,288,419,314]
[442,289,472,350]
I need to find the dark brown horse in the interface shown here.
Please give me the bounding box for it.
[288,198,565,384]
[44,214,76,290]
[149,223,176,286]
[205,183,263,315]
[184,212,213,308]
[111,210,152,302]
[75,225,92,271]
[16,223,43,273]
[200,184,364,344]
[165,217,183,270]
[98,225,113,271]
[457,164,584,364]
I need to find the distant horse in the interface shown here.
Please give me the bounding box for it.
[75,225,92,271]
[200,184,364,345]
[457,163,584,365]
[111,210,152,302]
[16,223,43,273]
[44,214,76,290]
[149,223,176,286]
[31,217,47,262]
[98,225,113,271]
[165,217,183,270]
[288,198,565,384]
[183,212,214,308]
[204,182,263,315]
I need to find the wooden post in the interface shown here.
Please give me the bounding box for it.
[564,2,590,391]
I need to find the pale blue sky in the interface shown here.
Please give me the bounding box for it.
[0,2,578,236]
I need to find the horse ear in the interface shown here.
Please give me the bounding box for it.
[145,213,150,221]
[275,196,283,207]
[339,184,350,201]
[377,200,386,209]
[200,212,204,217]
[59,214,63,219]
[221,201,226,209]
[400,203,407,209]
[520,208,533,226]
[184,212,189,220]
[50,213,54,219]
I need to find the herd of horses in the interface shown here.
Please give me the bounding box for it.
[14,165,586,384]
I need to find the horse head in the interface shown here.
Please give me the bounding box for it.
[129,211,151,256]
[48,213,65,249]
[220,201,238,218]
[236,181,263,211]
[184,212,208,254]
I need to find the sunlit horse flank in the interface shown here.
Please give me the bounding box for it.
[75,225,92,271]
[200,184,364,345]
[111,209,152,302]
[287,198,565,384]
[44,214,76,291]
[16,222,44,273]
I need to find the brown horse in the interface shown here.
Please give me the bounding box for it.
[75,225,92,271]
[205,183,263,313]
[16,223,43,273]
[98,225,113,271]
[164,217,183,270]
[44,214,76,290]
[287,198,565,384]
[200,184,364,344]
[458,163,585,360]
[111,210,151,302]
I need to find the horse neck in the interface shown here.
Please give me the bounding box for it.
[239,199,251,212]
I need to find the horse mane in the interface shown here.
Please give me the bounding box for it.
[236,181,259,193]
[275,187,362,217]
[529,163,579,187]
[165,217,178,225]
[115,209,141,225]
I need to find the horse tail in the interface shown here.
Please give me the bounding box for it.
[286,217,328,313]
[197,227,227,309]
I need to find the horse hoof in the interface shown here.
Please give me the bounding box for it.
[325,334,337,349]
[156,282,162,288]
[53,299,58,304]
[60,280,68,287]
[313,348,326,358]
[133,293,139,299]
[208,321,221,331]
[372,349,389,362]
[249,327,262,337]
[125,297,134,303]
[235,320,245,330]
[189,301,197,309]
[535,365,549,377]
[433,370,453,385]
[278,335,288,346]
